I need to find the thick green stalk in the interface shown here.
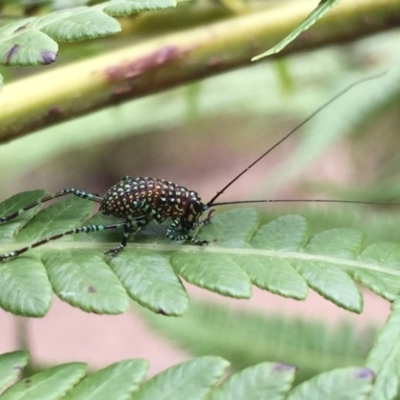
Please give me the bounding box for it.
[0,0,399,143]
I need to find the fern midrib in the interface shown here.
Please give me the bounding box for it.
[1,241,398,277]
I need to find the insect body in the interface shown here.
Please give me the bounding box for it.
[100,176,212,250]
[0,177,213,261]
[0,73,392,262]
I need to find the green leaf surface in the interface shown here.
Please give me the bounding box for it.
[366,298,400,400]
[351,243,400,302]
[62,359,148,400]
[1,191,400,316]
[104,0,176,16]
[15,196,93,243]
[110,251,188,316]
[0,256,52,317]
[0,363,86,400]
[171,252,252,299]
[42,250,129,314]
[250,215,308,251]
[0,0,176,68]
[209,362,296,400]
[36,8,121,42]
[294,257,363,313]
[0,351,29,393]
[0,190,47,241]
[131,356,229,400]
[239,215,308,299]
[252,0,341,61]
[198,208,259,248]
[0,19,58,66]
[286,367,374,400]
[236,255,307,300]
[293,228,364,313]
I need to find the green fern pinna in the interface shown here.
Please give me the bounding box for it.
[0,74,390,262]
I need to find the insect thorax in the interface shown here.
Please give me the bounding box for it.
[99,176,206,227]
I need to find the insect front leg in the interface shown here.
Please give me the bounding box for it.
[0,188,102,224]
[165,218,209,246]
[0,222,127,262]
[194,209,215,228]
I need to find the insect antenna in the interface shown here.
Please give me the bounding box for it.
[211,199,400,207]
[207,72,387,208]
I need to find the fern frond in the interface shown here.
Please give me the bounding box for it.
[0,351,147,400]
[0,0,176,87]
[0,191,399,317]
[366,298,400,400]
[141,300,378,385]
[0,351,376,399]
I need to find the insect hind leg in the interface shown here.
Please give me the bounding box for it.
[0,189,103,224]
[0,222,126,262]
[105,217,150,256]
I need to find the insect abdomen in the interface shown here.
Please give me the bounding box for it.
[99,176,203,221]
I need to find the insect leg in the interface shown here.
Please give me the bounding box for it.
[0,188,103,224]
[0,222,127,262]
[165,219,209,246]
[104,217,150,256]
[194,209,215,228]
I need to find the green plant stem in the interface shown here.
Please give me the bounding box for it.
[0,0,399,143]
